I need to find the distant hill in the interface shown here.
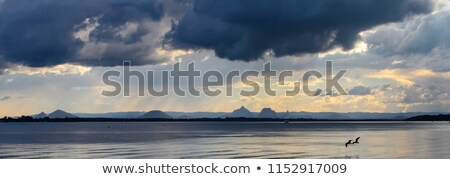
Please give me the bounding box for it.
[326,113,349,119]
[33,112,47,119]
[178,114,194,119]
[167,112,228,119]
[280,111,295,119]
[407,114,450,121]
[48,110,78,118]
[74,111,145,118]
[138,110,172,119]
[229,106,254,118]
[258,108,278,118]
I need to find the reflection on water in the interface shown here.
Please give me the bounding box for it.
[0,122,450,159]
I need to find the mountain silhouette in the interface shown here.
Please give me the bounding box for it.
[327,113,349,119]
[258,108,278,118]
[33,112,48,119]
[48,110,78,118]
[178,114,194,119]
[230,106,254,118]
[138,110,172,119]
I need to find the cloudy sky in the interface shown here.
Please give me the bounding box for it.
[1,0,450,116]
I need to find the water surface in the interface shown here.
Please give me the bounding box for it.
[1,122,449,159]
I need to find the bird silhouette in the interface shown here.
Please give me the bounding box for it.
[345,140,353,148]
[352,137,360,144]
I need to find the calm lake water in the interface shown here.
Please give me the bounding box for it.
[1,122,450,159]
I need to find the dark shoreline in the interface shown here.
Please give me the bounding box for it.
[1,117,449,123]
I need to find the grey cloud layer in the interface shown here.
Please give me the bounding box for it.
[365,11,450,56]
[164,0,433,61]
[348,86,372,96]
[354,9,450,72]
[0,0,436,70]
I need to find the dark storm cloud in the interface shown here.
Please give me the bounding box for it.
[0,0,164,68]
[164,0,434,61]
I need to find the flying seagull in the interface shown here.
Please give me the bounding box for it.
[345,140,353,148]
[352,137,360,144]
